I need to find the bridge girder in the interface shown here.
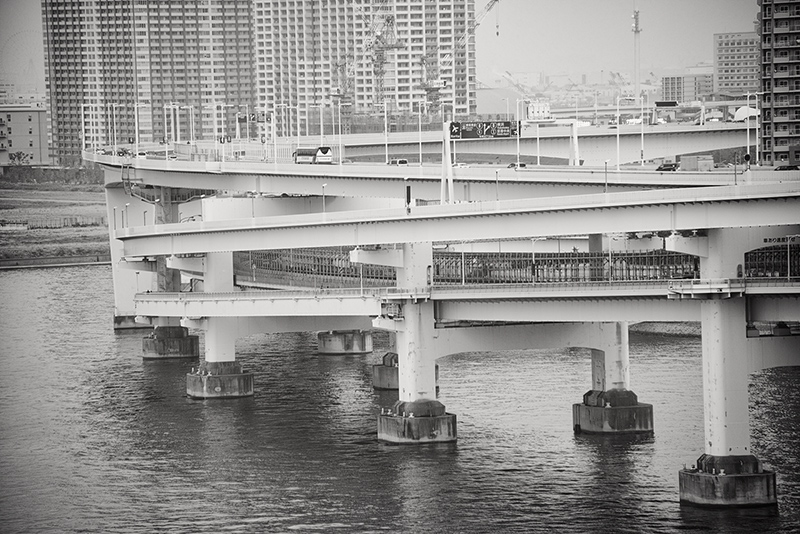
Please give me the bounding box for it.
[117,183,800,259]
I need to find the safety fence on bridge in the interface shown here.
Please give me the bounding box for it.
[233,248,702,289]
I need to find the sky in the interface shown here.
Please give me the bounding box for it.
[0,0,758,94]
[475,0,758,86]
[0,0,45,92]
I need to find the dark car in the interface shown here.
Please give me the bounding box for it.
[774,165,799,171]
[507,162,527,169]
[656,163,679,172]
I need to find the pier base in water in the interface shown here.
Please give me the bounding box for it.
[377,399,456,444]
[679,454,777,507]
[572,389,653,434]
[186,361,254,399]
[143,326,199,360]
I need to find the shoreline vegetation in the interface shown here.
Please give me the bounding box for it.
[1,166,109,263]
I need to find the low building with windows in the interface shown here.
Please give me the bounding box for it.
[0,104,50,165]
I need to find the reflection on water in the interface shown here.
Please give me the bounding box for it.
[0,266,798,533]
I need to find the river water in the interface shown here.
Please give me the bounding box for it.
[0,265,798,533]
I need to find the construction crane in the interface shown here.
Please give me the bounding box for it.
[419,0,501,114]
[331,55,356,134]
[350,1,403,110]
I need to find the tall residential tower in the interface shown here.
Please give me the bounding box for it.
[42,0,255,166]
[759,0,800,166]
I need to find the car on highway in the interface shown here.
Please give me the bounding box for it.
[656,163,679,172]
[507,162,527,169]
[388,158,408,166]
[774,165,799,171]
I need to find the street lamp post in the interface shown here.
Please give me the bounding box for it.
[640,93,645,166]
[604,159,609,193]
[383,103,388,164]
[134,102,150,157]
[788,234,800,281]
[322,183,327,214]
[418,100,427,166]
[336,101,350,165]
[319,101,325,146]
[80,104,88,152]
[111,103,124,156]
[616,96,621,171]
[180,105,195,144]
[503,97,509,120]
[515,99,527,167]
[615,94,634,171]
[309,103,324,146]
[746,92,764,165]
[205,103,220,160]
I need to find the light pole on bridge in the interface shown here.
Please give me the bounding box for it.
[616,94,635,171]
[746,91,764,166]
[788,234,800,281]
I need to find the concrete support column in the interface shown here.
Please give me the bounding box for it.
[678,297,776,507]
[377,242,456,443]
[186,251,253,398]
[572,322,654,434]
[106,183,150,330]
[679,227,776,507]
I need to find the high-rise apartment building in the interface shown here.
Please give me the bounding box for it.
[713,32,760,96]
[759,0,800,166]
[42,0,477,165]
[255,0,478,136]
[42,0,255,166]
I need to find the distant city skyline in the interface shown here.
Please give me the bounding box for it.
[0,0,758,96]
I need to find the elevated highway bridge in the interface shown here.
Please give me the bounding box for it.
[87,132,799,507]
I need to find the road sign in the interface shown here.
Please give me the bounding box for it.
[449,121,518,139]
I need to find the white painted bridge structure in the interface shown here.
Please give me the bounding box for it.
[91,127,799,506]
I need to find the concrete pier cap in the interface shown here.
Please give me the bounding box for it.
[143,325,199,360]
[317,329,373,354]
[372,351,439,391]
